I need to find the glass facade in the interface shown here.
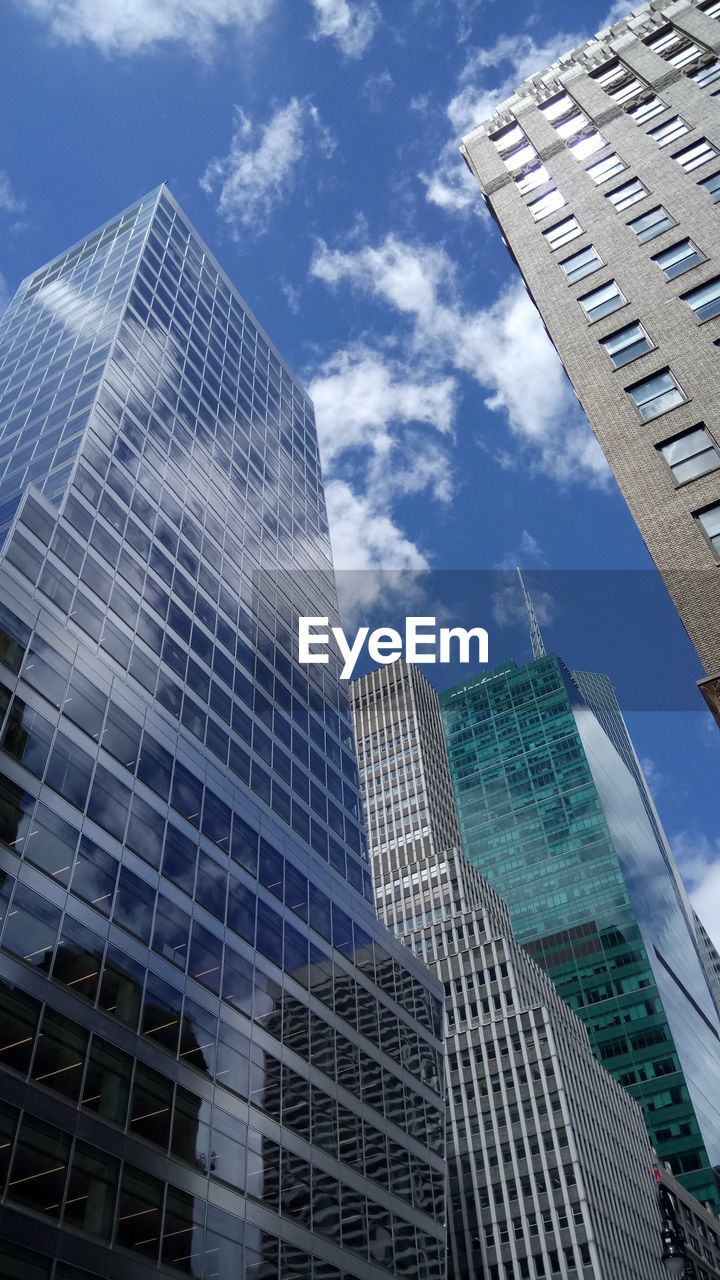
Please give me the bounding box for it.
[441,656,720,1211]
[0,187,446,1278]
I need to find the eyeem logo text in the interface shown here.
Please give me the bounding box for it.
[298,616,489,680]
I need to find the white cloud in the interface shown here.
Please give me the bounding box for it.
[326,480,429,572]
[362,68,394,112]
[598,1,634,29]
[309,0,379,58]
[494,529,546,571]
[639,755,665,796]
[201,98,333,236]
[491,578,556,632]
[307,344,455,466]
[0,171,24,216]
[671,830,720,951]
[311,232,609,487]
[19,0,273,55]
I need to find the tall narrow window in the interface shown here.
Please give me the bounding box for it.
[627,369,685,420]
[659,427,720,483]
[697,504,720,554]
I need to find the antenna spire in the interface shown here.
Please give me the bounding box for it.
[516,567,546,660]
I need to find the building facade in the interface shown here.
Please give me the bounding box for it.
[657,1160,720,1278]
[0,189,448,1280]
[460,0,720,718]
[440,655,720,1213]
[694,909,720,1017]
[351,662,668,1280]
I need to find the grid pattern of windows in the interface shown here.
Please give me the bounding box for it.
[0,190,447,1279]
[659,426,720,484]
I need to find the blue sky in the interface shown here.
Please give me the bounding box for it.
[1,0,718,941]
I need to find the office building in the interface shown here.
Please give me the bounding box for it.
[460,0,720,719]
[352,661,668,1280]
[656,1160,720,1277]
[694,910,720,1016]
[440,653,720,1211]
[0,188,447,1280]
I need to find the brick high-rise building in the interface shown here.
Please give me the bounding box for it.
[0,189,447,1280]
[460,0,720,721]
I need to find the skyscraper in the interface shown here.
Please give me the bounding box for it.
[0,188,447,1279]
[459,0,720,719]
[440,654,720,1211]
[351,661,669,1280]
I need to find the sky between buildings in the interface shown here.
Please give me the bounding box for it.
[1,0,718,941]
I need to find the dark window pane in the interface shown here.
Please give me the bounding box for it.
[24,803,78,884]
[2,698,54,778]
[31,1008,88,1100]
[161,1187,204,1274]
[216,1023,250,1098]
[114,865,155,942]
[64,670,106,740]
[2,883,60,969]
[23,639,70,708]
[52,914,104,1002]
[162,823,197,894]
[188,921,223,994]
[7,1115,70,1218]
[226,882,256,944]
[230,813,258,874]
[126,792,165,869]
[45,731,93,807]
[71,835,118,915]
[98,943,144,1029]
[152,895,190,968]
[81,1037,132,1125]
[115,1166,164,1260]
[194,852,227,920]
[179,997,217,1077]
[171,760,203,825]
[137,733,173,799]
[87,764,130,841]
[256,900,283,967]
[0,603,30,674]
[129,1063,173,1149]
[142,972,183,1052]
[103,701,141,768]
[0,978,41,1074]
[64,1140,119,1240]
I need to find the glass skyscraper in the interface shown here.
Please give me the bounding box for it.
[440,655,720,1212]
[0,187,446,1279]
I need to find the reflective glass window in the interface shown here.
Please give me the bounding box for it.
[659,426,720,484]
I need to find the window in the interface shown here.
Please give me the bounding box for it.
[544,215,582,250]
[591,61,644,103]
[539,93,575,122]
[691,58,720,87]
[528,189,566,221]
[627,369,685,420]
[648,116,689,147]
[682,276,720,321]
[560,245,602,283]
[699,0,720,14]
[628,205,674,244]
[607,177,648,211]
[516,163,550,195]
[503,141,538,172]
[646,28,704,68]
[587,153,625,184]
[653,239,704,279]
[601,322,652,368]
[699,169,720,201]
[628,96,666,124]
[674,139,719,171]
[569,131,605,160]
[659,426,720,483]
[491,122,525,154]
[697,504,720,554]
[579,280,625,323]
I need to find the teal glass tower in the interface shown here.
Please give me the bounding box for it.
[0,188,446,1279]
[440,654,720,1211]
